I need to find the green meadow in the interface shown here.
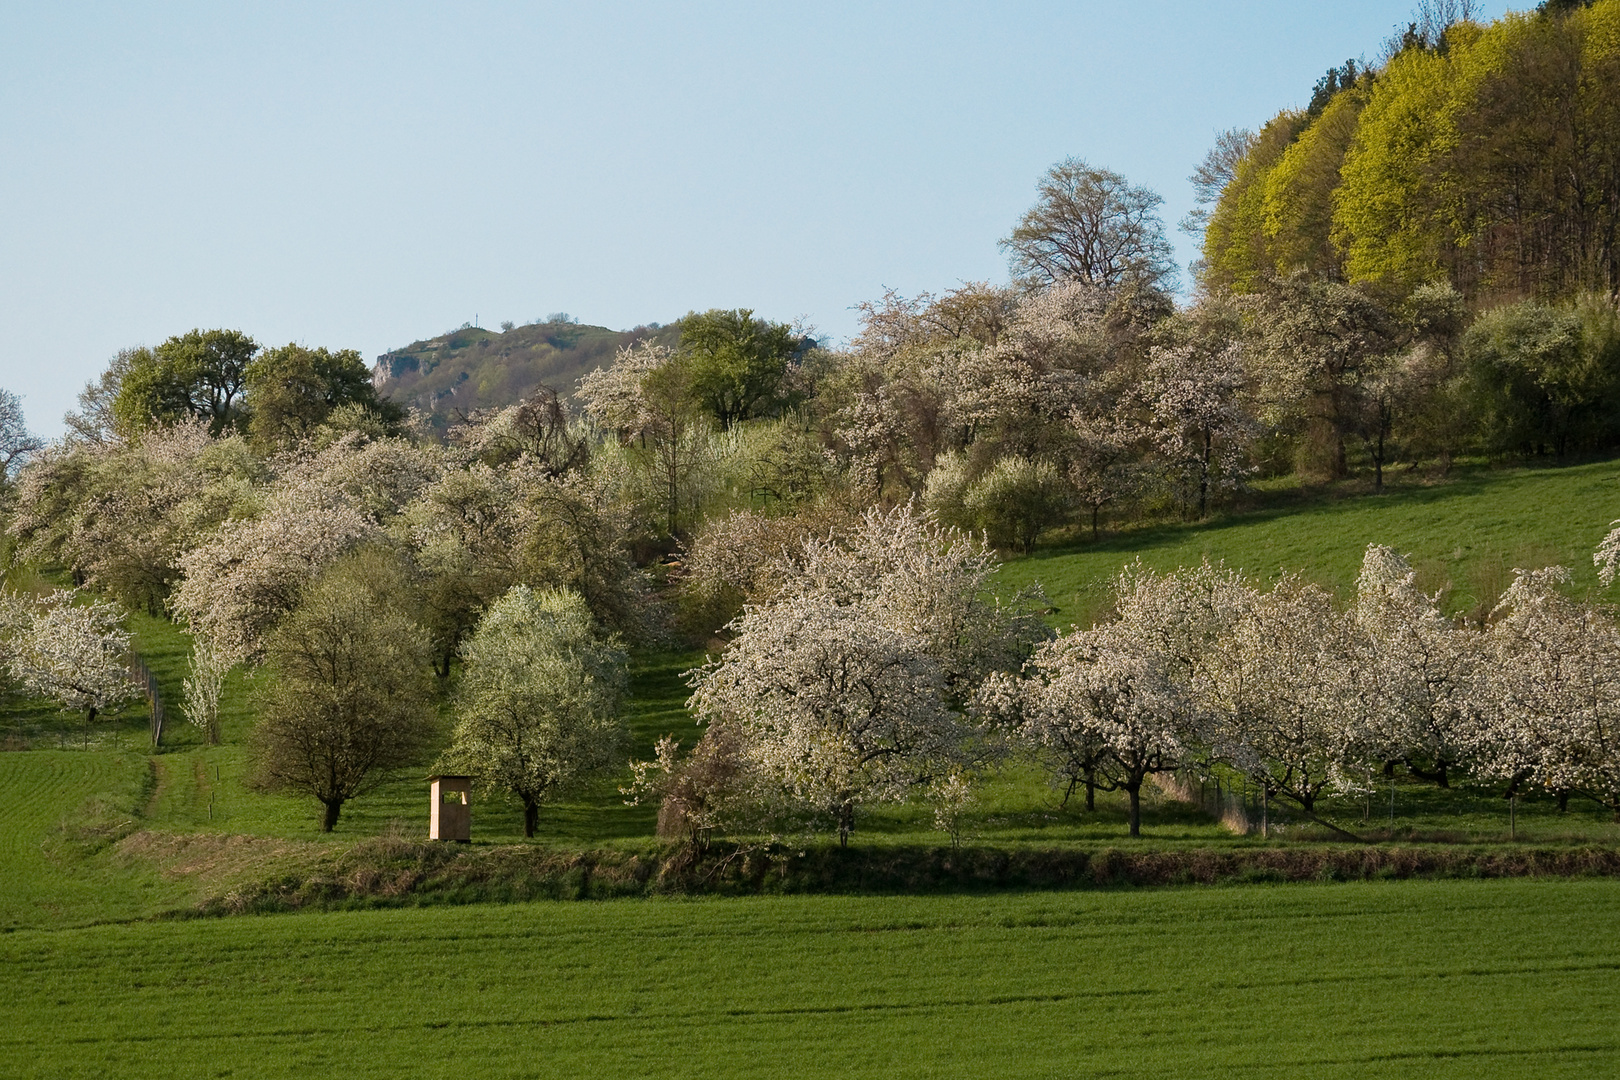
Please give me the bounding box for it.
[2,880,1618,1079]
[1002,458,1620,627]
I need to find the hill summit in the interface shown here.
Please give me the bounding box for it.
[373,316,680,428]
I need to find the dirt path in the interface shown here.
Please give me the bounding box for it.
[142,757,169,818]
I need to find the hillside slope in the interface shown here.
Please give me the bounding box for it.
[1000,459,1620,627]
[373,318,681,429]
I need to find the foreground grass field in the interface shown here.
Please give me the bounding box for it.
[2,879,1617,1079]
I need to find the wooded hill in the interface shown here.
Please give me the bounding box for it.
[1203,0,1620,303]
[373,318,681,430]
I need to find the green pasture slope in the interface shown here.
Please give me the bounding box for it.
[1002,458,1620,626]
[3,881,1618,1078]
[0,751,195,927]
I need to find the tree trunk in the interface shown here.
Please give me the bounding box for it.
[1374,429,1385,493]
[1126,783,1141,838]
[838,801,855,848]
[1085,769,1096,812]
[1405,759,1450,788]
[1090,505,1100,541]
[321,799,342,833]
[524,798,539,838]
[1198,429,1212,519]
[1557,789,1570,814]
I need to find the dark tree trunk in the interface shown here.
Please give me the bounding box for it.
[1085,768,1096,812]
[321,799,342,833]
[524,799,539,838]
[838,801,855,848]
[1557,789,1570,814]
[1126,783,1141,838]
[1405,759,1450,788]
[1374,429,1385,492]
[1198,429,1212,519]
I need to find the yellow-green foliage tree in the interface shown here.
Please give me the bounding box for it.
[1202,112,1308,293]
[1205,0,1620,304]
[1263,89,1365,280]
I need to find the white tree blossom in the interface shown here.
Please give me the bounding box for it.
[989,560,1246,833]
[171,485,378,664]
[438,586,628,837]
[1141,340,1255,519]
[1201,575,1377,833]
[690,590,970,844]
[687,503,1042,843]
[1354,545,1482,786]
[1594,520,1620,586]
[1479,567,1620,816]
[182,634,231,745]
[1,589,139,729]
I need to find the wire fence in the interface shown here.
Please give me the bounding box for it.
[128,655,164,747]
[1153,770,1256,835]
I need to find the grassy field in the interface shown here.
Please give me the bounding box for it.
[1,879,1617,1078]
[0,751,190,928]
[1002,458,1620,627]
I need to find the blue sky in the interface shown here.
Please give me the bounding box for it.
[1,1,1515,437]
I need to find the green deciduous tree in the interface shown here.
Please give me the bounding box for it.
[679,308,801,429]
[112,329,258,435]
[251,550,436,832]
[1464,293,1620,456]
[244,343,402,447]
[438,585,628,838]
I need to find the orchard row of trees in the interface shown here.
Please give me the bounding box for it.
[641,509,1620,844]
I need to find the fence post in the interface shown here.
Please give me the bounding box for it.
[129,655,164,748]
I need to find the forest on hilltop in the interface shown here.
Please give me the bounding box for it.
[1202,0,1620,302]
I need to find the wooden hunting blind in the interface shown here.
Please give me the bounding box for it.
[428,775,471,841]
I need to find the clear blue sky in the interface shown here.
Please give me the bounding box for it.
[0,1,1516,437]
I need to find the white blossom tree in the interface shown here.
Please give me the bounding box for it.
[1141,340,1255,520]
[1479,567,1620,817]
[1007,627,1194,837]
[1,589,139,737]
[1354,545,1482,787]
[1201,575,1376,835]
[687,504,1042,843]
[1595,521,1620,586]
[182,635,231,745]
[689,591,970,845]
[437,586,628,838]
[171,488,378,664]
[989,560,1247,833]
